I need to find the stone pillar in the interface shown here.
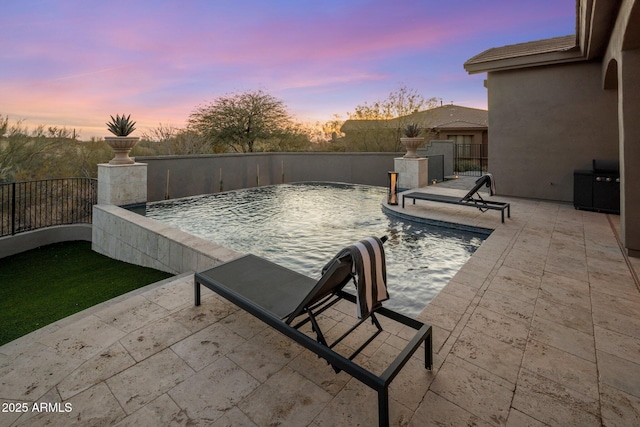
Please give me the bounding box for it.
[394,157,429,190]
[97,163,147,206]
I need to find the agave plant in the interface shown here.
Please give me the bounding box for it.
[403,123,421,138]
[106,114,136,137]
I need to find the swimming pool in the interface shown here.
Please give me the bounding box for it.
[145,182,487,317]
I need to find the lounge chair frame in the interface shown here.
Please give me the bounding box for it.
[194,254,432,427]
[402,174,511,222]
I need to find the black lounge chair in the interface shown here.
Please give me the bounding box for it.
[402,173,511,222]
[194,236,432,427]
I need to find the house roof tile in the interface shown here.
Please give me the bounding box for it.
[341,104,487,132]
[465,35,577,67]
[406,105,488,128]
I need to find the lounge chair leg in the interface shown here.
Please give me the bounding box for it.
[194,280,201,306]
[424,332,433,370]
[378,387,390,427]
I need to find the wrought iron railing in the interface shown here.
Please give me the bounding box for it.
[0,178,97,237]
[454,144,487,177]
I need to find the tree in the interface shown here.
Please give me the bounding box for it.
[0,116,80,181]
[73,138,113,178]
[188,90,296,153]
[322,114,345,142]
[345,86,438,151]
[139,124,210,155]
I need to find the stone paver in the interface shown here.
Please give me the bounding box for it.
[1,178,639,426]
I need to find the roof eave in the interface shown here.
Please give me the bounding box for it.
[580,0,621,60]
[464,49,585,74]
[464,0,621,75]
[435,126,486,131]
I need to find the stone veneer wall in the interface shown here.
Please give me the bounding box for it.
[394,157,429,190]
[92,204,241,274]
[97,163,147,206]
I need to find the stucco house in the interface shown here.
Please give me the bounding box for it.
[340,104,488,151]
[406,104,488,147]
[464,0,640,258]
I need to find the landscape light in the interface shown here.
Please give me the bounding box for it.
[388,171,399,205]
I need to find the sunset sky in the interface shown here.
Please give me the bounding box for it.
[1,0,576,139]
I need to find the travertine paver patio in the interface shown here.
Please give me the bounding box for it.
[1,177,639,426]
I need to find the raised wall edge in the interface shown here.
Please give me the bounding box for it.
[92,204,242,274]
[0,224,92,259]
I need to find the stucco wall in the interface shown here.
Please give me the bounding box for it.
[602,0,640,255]
[487,61,619,202]
[618,49,640,256]
[418,140,455,178]
[0,224,92,259]
[136,152,401,202]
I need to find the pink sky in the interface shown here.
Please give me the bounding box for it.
[1,0,576,139]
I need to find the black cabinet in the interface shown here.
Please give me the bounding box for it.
[573,170,593,210]
[573,160,620,214]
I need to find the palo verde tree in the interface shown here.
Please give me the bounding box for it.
[188,90,296,153]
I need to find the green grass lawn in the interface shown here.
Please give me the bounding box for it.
[0,241,173,346]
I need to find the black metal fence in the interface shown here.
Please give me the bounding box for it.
[454,144,487,177]
[0,178,97,237]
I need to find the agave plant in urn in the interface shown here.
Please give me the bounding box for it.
[400,123,424,158]
[105,114,139,165]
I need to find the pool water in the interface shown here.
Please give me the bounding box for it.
[145,182,486,317]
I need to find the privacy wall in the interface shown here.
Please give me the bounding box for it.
[136,152,400,202]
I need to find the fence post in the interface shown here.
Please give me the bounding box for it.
[11,182,16,235]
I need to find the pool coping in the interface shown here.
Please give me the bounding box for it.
[381,202,494,236]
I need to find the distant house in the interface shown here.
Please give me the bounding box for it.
[340,104,488,151]
[405,104,488,147]
[464,0,640,258]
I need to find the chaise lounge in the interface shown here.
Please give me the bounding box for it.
[194,236,432,427]
[402,173,511,223]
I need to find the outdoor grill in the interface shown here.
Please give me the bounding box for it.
[574,159,620,214]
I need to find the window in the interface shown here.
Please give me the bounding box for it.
[448,135,473,144]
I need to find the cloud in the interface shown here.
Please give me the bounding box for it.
[1,0,575,138]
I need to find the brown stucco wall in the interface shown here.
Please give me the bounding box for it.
[618,49,640,256]
[486,61,619,202]
[603,0,640,255]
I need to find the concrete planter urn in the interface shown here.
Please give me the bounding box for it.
[400,137,424,158]
[105,114,138,165]
[105,136,140,164]
[400,123,423,158]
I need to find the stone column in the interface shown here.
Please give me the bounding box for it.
[97,163,147,206]
[394,157,429,190]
